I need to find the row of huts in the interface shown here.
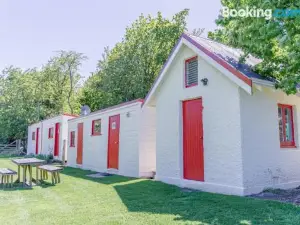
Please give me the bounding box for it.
[28,33,300,196]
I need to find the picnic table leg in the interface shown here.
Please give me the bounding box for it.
[1,175,3,187]
[22,166,26,187]
[29,166,32,187]
[51,173,55,185]
[36,166,39,185]
[17,165,20,182]
[53,172,58,184]
[11,175,13,188]
[57,172,60,183]
[3,175,6,189]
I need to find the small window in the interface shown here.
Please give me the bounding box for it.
[92,119,101,135]
[48,127,54,139]
[185,56,198,88]
[70,131,75,147]
[278,104,295,148]
[32,132,35,140]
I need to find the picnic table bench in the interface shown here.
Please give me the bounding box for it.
[12,158,45,187]
[38,165,63,185]
[0,168,17,188]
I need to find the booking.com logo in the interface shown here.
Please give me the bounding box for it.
[222,7,300,20]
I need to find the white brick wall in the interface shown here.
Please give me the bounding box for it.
[240,87,300,195]
[154,45,244,195]
[27,122,41,155]
[67,102,156,178]
[27,115,75,161]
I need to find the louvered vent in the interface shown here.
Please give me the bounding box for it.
[185,58,198,87]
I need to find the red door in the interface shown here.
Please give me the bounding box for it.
[77,123,83,165]
[107,114,120,169]
[183,98,204,181]
[36,128,39,155]
[54,123,60,157]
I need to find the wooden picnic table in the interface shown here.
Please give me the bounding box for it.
[11,158,45,187]
[38,165,63,185]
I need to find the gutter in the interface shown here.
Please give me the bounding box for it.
[251,78,275,88]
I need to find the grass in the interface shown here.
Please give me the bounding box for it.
[0,157,300,225]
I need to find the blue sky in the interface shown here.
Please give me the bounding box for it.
[0,0,222,78]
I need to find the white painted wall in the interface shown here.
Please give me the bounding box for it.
[67,102,156,178]
[41,115,74,160]
[41,116,61,157]
[27,115,75,161]
[27,122,41,155]
[139,106,156,177]
[154,45,244,195]
[240,87,300,195]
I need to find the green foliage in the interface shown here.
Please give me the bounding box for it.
[0,51,86,140]
[80,10,189,111]
[209,1,300,94]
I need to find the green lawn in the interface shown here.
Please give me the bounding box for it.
[0,157,300,225]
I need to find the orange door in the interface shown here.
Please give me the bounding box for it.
[183,98,204,181]
[107,114,120,169]
[54,123,60,157]
[36,128,39,155]
[76,123,83,165]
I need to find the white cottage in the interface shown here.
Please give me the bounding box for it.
[144,33,300,196]
[67,99,156,178]
[27,114,77,161]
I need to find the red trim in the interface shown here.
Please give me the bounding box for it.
[143,33,253,107]
[48,127,53,139]
[54,123,60,156]
[70,131,75,147]
[91,119,101,136]
[63,113,79,117]
[185,56,198,88]
[278,104,295,148]
[36,128,39,154]
[183,33,252,87]
[107,114,120,169]
[69,99,144,122]
[183,98,204,181]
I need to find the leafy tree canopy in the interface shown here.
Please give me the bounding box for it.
[0,51,86,140]
[208,1,300,94]
[80,9,189,110]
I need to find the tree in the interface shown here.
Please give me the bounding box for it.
[0,67,42,140]
[208,1,300,94]
[80,9,189,110]
[0,51,86,141]
[42,51,87,114]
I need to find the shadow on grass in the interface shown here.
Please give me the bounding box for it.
[61,166,138,185]
[59,166,300,224]
[112,179,300,224]
[0,180,55,191]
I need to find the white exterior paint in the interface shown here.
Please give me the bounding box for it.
[27,114,76,161]
[27,122,42,155]
[240,87,300,195]
[149,43,300,196]
[67,101,156,178]
[153,45,244,195]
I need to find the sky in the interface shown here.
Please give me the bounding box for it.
[0,0,222,78]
